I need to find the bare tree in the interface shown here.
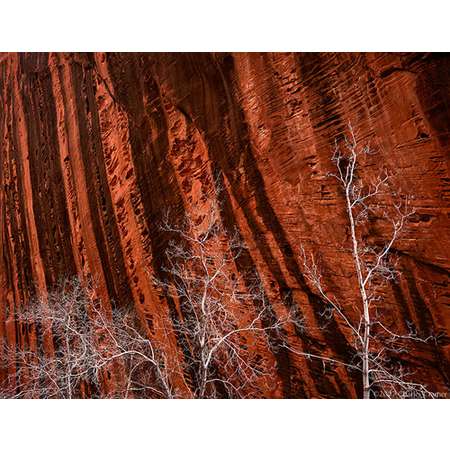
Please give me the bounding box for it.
[93,303,176,399]
[0,278,100,399]
[290,124,439,398]
[0,277,173,399]
[155,200,295,398]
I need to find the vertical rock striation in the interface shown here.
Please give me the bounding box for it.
[0,53,449,397]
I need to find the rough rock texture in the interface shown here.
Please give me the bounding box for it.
[0,52,449,397]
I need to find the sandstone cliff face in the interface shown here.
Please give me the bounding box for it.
[0,52,449,397]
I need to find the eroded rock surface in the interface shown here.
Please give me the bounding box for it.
[0,53,449,397]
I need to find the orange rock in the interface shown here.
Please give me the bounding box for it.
[0,53,448,397]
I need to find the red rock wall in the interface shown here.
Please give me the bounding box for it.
[0,53,449,397]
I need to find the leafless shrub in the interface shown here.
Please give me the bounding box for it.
[0,277,173,399]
